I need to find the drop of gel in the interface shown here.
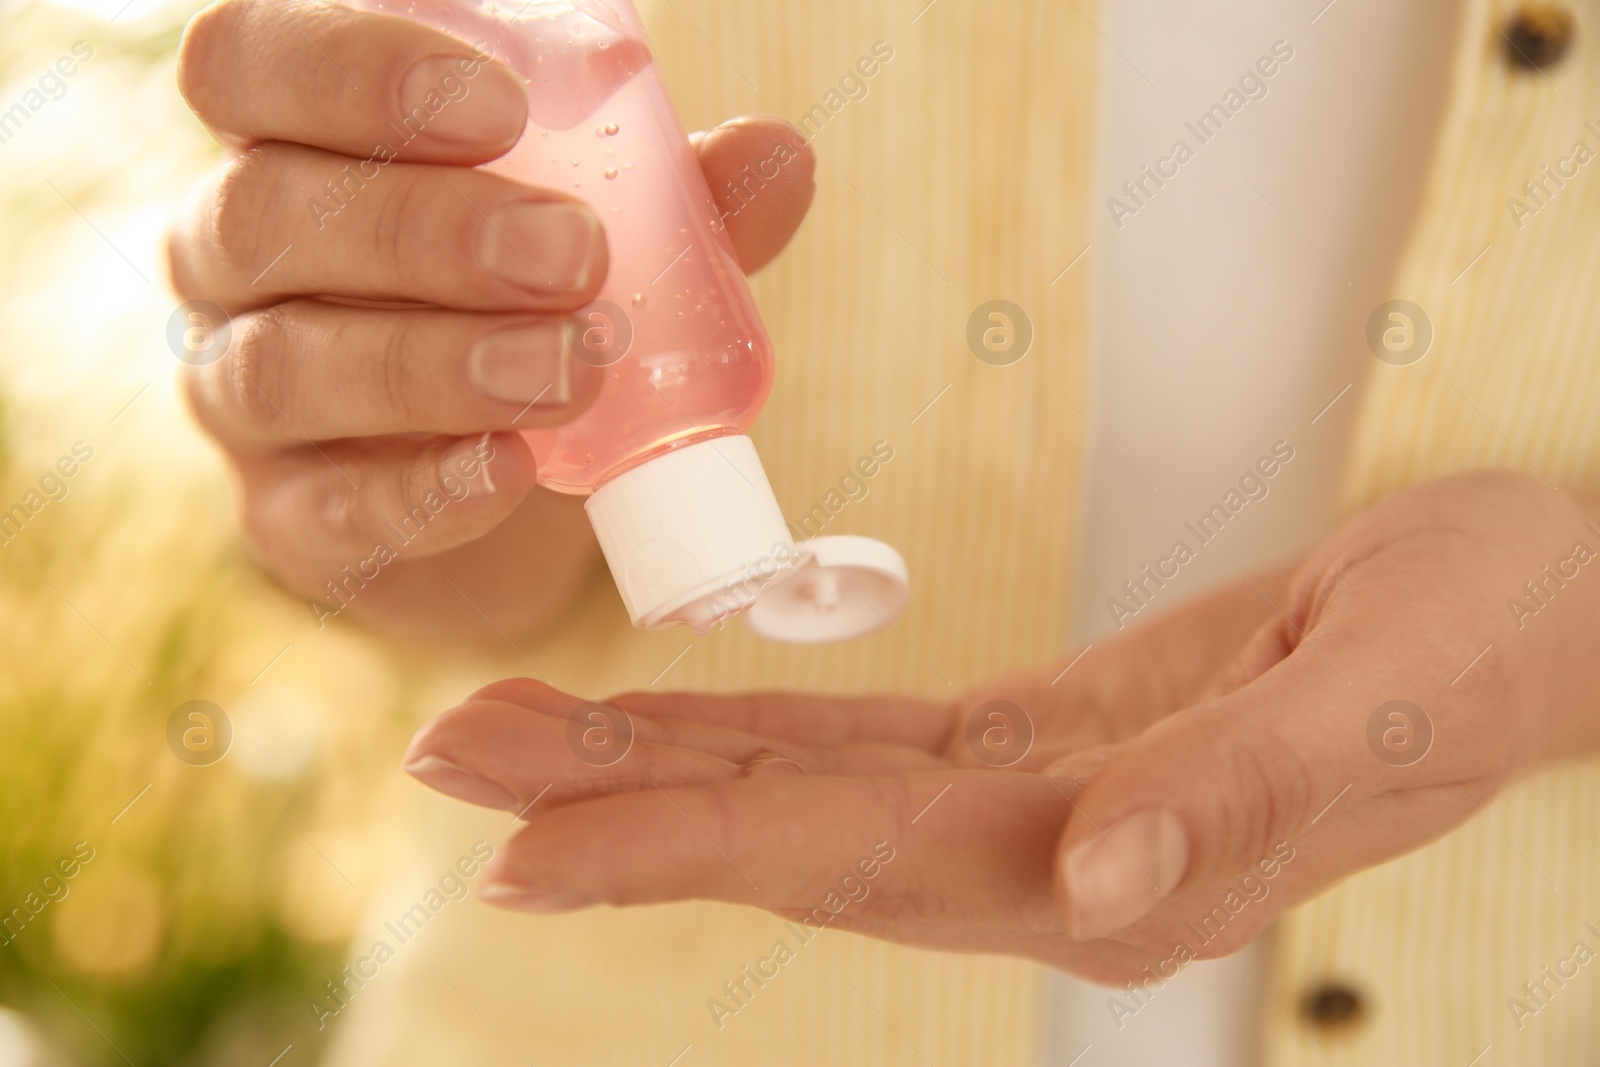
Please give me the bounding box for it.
[631,293,646,307]
[605,123,620,135]
[605,168,619,179]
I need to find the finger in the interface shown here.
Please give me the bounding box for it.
[402,682,951,811]
[1041,745,1117,792]
[1052,635,1387,944]
[186,301,602,448]
[1051,514,1546,946]
[806,912,1159,982]
[1053,558,1300,731]
[238,431,538,575]
[583,685,954,753]
[478,770,1074,931]
[289,487,599,637]
[169,144,606,314]
[178,0,527,164]
[693,117,816,272]
[403,697,751,813]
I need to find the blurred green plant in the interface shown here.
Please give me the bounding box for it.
[0,1,424,1064]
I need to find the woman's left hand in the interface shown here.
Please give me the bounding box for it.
[401,471,1600,984]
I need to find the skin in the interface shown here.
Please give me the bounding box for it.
[169,0,817,637]
[404,473,1600,985]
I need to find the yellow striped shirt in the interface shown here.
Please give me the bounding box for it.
[332,1,1600,1063]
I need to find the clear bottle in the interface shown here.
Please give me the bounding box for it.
[358,0,908,640]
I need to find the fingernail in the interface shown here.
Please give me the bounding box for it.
[1062,809,1189,941]
[437,435,499,500]
[479,883,595,913]
[1043,746,1115,793]
[469,323,571,404]
[400,56,527,147]
[404,754,519,811]
[737,753,806,777]
[715,114,808,142]
[477,202,600,291]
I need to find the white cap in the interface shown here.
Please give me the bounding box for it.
[742,534,910,644]
[584,436,910,642]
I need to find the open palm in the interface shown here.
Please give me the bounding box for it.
[402,565,1289,983]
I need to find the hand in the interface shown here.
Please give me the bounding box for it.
[400,552,1293,979]
[402,472,1600,984]
[169,0,815,636]
[1050,471,1600,972]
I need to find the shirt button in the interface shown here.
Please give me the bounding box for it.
[1301,982,1366,1029]
[1503,5,1577,70]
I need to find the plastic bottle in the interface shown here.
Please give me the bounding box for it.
[355,0,908,641]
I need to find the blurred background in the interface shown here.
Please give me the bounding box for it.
[0,0,496,1061]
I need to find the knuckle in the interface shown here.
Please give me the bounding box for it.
[398,440,452,514]
[176,0,246,113]
[307,463,367,545]
[246,469,365,562]
[302,3,367,101]
[208,145,283,275]
[237,477,290,558]
[180,361,228,443]
[373,312,422,420]
[370,166,431,289]
[164,225,201,302]
[225,305,297,429]
[1213,737,1313,870]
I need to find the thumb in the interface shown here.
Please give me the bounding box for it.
[1053,648,1367,942]
[692,116,816,272]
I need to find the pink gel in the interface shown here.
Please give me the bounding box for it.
[357,0,774,495]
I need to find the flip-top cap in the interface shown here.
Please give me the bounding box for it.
[743,534,910,644]
[584,436,909,641]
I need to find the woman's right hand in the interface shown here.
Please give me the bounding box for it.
[169,0,815,636]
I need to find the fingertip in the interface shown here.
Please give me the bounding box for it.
[695,114,817,272]
[701,114,814,156]
[697,117,817,195]
[464,676,573,711]
[180,0,531,164]
[403,752,521,811]
[402,704,461,767]
[477,430,539,494]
